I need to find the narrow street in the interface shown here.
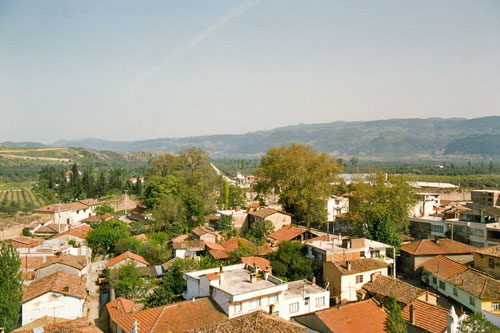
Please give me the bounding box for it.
[85,259,109,331]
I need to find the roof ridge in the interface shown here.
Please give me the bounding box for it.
[150,305,167,333]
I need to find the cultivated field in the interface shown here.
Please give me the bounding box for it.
[0,188,46,209]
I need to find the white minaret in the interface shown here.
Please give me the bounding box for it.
[446,306,459,333]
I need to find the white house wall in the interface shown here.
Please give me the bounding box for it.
[340,268,388,302]
[22,292,84,325]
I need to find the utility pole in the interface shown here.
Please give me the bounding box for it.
[124,190,128,217]
[393,246,396,278]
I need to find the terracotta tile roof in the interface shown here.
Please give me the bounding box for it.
[78,199,102,207]
[241,257,271,270]
[220,237,250,252]
[12,316,68,333]
[256,243,274,256]
[21,256,49,270]
[192,226,215,237]
[447,268,500,300]
[475,244,500,258]
[440,200,452,206]
[208,249,229,259]
[107,251,149,268]
[312,299,386,333]
[113,297,227,333]
[204,241,226,252]
[36,202,89,213]
[400,235,415,241]
[100,212,114,220]
[248,208,290,219]
[134,233,148,241]
[34,223,62,234]
[54,225,91,240]
[455,205,470,211]
[188,311,306,333]
[267,225,306,242]
[305,235,329,243]
[22,271,86,303]
[171,234,189,243]
[402,300,449,333]
[11,236,43,247]
[35,255,87,271]
[80,215,102,223]
[106,297,138,319]
[362,275,427,305]
[44,317,103,333]
[172,239,205,251]
[400,239,476,256]
[421,255,468,280]
[333,258,389,275]
[485,206,500,216]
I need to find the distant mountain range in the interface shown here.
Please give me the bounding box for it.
[5,117,500,158]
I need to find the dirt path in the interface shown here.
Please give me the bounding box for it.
[85,260,109,330]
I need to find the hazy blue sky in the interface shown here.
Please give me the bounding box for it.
[1,0,499,143]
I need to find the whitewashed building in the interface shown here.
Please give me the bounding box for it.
[21,271,86,325]
[327,195,349,222]
[183,263,329,320]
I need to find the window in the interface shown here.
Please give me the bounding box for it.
[289,302,299,313]
[470,228,484,237]
[492,303,500,311]
[360,251,366,258]
[470,241,484,248]
[490,259,495,268]
[470,296,475,306]
[249,298,261,309]
[432,225,444,233]
[316,296,325,307]
[356,275,363,284]
[305,297,310,306]
[439,280,446,290]
[371,250,380,258]
[432,277,437,285]
[453,288,458,297]
[268,294,279,304]
[234,303,242,313]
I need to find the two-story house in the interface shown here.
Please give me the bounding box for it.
[182,263,329,320]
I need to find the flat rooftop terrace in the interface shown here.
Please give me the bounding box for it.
[284,280,326,300]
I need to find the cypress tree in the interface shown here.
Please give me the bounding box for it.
[0,244,23,332]
[384,294,407,333]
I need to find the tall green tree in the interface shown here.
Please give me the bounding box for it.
[247,220,275,245]
[349,172,417,248]
[267,241,316,281]
[108,262,150,299]
[0,245,23,332]
[96,171,108,197]
[256,144,340,228]
[384,294,407,333]
[87,219,130,255]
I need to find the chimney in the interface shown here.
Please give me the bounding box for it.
[269,304,275,315]
[346,260,352,271]
[192,297,195,302]
[435,236,440,245]
[426,288,429,302]
[312,276,316,285]
[116,300,121,310]
[338,234,342,241]
[250,273,256,284]
[263,270,269,280]
[410,304,415,325]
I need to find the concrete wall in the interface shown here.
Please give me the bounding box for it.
[22,292,84,325]
[36,263,87,279]
[473,253,500,279]
[282,291,330,320]
[424,273,482,312]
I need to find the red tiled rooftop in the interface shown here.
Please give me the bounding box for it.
[22,271,86,303]
[107,251,149,268]
[421,255,468,280]
[313,299,386,333]
[267,225,306,242]
[402,300,449,333]
[241,257,271,270]
[106,297,138,319]
[113,297,227,333]
[400,239,476,256]
[220,237,250,252]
